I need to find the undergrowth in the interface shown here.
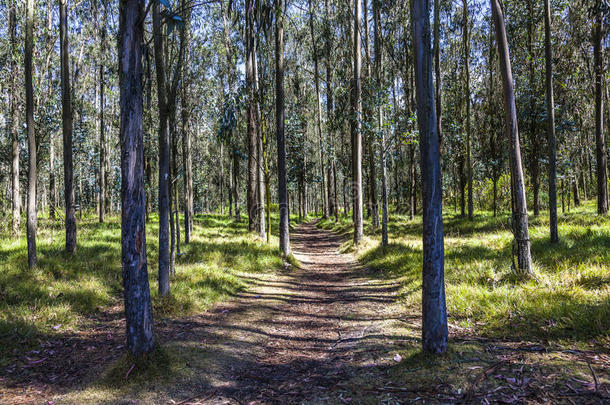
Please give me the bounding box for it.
[319,200,610,345]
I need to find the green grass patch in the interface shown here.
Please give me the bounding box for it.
[0,211,288,365]
[320,200,610,344]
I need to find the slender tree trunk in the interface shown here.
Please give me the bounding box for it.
[99,2,107,223]
[373,0,388,245]
[409,144,416,219]
[10,0,20,235]
[463,0,473,221]
[561,178,565,214]
[220,143,225,215]
[60,0,77,254]
[181,12,193,243]
[48,0,56,223]
[254,40,266,240]
[246,0,257,232]
[527,0,540,217]
[169,112,177,275]
[118,0,154,356]
[25,0,37,268]
[434,0,442,159]
[153,2,170,296]
[363,0,378,228]
[325,0,338,222]
[232,149,241,221]
[491,0,533,276]
[488,17,498,218]
[352,0,364,245]
[412,0,448,354]
[309,0,329,220]
[276,0,290,256]
[573,178,580,206]
[544,0,558,241]
[144,47,153,223]
[594,1,608,215]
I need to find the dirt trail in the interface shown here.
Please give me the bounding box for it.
[153,221,412,404]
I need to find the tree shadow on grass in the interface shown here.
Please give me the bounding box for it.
[357,237,610,343]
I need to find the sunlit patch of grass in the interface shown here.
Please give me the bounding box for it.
[323,200,610,343]
[0,211,287,364]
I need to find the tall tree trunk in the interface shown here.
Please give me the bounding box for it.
[434,0,442,159]
[325,0,338,222]
[363,0,378,228]
[118,0,154,356]
[463,0,473,221]
[246,0,257,232]
[169,111,177,275]
[309,0,329,220]
[352,0,364,245]
[99,1,107,223]
[409,144,416,219]
[373,0,388,245]
[491,0,533,276]
[276,0,290,256]
[527,0,540,217]
[254,45,266,240]
[153,2,170,296]
[488,16,498,218]
[411,0,448,354]
[181,10,193,244]
[60,0,77,254]
[9,0,20,235]
[543,0,558,242]
[232,149,241,221]
[220,143,225,215]
[25,0,37,268]
[49,0,56,223]
[594,0,608,215]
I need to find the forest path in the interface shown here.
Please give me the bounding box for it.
[151,220,413,404]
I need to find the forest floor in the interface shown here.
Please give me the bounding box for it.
[1,214,609,404]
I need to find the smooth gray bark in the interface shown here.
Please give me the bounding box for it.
[276,0,290,256]
[491,0,533,276]
[543,0,558,242]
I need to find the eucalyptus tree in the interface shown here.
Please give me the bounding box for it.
[153,0,172,296]
[98,0,108,223]
[9,0,20,236]
[544,0,558,242]
[25,0,37,268]
[593,0,608,215]
[118,0,154,356]
[491,0,532,276]
[60,0,77,254]
[246,0,258,232]
[352,0,363,245]
[412,0,448,354]
[276,0,290,257]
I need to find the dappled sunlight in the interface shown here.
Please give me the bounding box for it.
[344,202,610,342]
[0,213,285,366]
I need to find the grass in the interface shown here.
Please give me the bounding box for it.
[319,200,610,346]
[0,210,295,365]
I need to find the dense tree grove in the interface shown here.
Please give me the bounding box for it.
[0,0,609,358]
